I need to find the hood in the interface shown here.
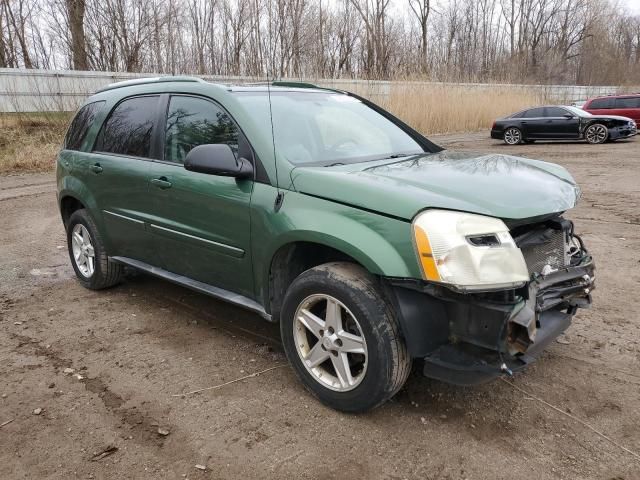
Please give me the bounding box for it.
[591,114,635,122]
[290,150,581,221]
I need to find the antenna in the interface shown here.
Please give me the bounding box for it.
[267,80,279,190]
[266,0,283,210]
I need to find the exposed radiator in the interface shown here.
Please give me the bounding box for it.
[519,229,568,275]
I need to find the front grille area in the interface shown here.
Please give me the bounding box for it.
[517,228,568,275]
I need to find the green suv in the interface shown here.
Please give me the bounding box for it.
[57,77,595,412]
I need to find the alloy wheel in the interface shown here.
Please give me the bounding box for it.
[293,294,368,392]
[71,224,96,278]
[585,124,607,144]
[504,128,522,145]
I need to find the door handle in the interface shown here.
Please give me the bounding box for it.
[90,163,103,174]
[150,177,172,189]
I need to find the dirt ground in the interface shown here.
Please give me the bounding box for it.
[1,133,639,480]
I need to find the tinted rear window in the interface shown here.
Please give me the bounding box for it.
[65,101,105,151]
[94,96,159,158]
[615,97,640,108]
[588,98,614,109]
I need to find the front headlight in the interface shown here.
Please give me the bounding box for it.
[412,209,529,291]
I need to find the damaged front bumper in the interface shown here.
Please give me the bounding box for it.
[387,220,595,386]
[609,122,637,140]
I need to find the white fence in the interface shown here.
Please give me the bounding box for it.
[0,67,632,113]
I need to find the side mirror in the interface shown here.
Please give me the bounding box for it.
[184,144,253,179]
[563,113,575,119]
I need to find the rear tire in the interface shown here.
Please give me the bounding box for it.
[280,262,411,413]
[585,123,608,144]
[66,209,123,290]
[503,127,523,145]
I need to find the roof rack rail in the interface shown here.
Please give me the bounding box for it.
[95,75,205,94]
[271,81,320,89]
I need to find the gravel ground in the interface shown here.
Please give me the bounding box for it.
[1,133,639,480]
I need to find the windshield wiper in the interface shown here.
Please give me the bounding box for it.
[324,162,345,167]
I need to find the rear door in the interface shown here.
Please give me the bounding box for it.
[145,94,255,298]
[520,107,547,138]
[543,107,580,138]
[81,95,162,264]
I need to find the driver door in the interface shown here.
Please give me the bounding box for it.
[543,107,580,139]
[145,94,255,298]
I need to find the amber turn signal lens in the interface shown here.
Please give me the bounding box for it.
[413,225,441,281]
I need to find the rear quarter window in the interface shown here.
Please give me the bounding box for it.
[93,95,160,158]
[64,101,105,151]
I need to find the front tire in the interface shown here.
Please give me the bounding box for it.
[66,209,123,290]
[280,262,411,413]
[585,123,608,144]
[503,127,523,145]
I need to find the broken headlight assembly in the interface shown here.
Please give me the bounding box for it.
[412,209,529,292]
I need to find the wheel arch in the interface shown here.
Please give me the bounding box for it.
[59,194,86,227]
[58,175,100,221]
[266,239,378,322]
[58,175,109,248]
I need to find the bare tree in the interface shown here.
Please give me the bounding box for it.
[65,0,88,69]
[408,0,430,73]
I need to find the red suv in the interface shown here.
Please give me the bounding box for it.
[583,94,640,123]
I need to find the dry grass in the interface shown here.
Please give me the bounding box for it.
[0,113,69,174]
[382,84,548,135]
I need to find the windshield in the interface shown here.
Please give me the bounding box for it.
[234,91,424,166]
[563,105,592,117]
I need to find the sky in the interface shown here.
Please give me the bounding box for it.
[622,0,640,14]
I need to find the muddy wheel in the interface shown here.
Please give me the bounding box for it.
[504,127,523,145]
[585,123,608,144]
[280,262,411,413]
[66,209,123,290]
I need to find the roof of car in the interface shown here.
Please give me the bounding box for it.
[588,93,640,100]
[95,76,337,95]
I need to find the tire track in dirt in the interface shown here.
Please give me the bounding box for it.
[7,330,189,455]
[0,178,55,201]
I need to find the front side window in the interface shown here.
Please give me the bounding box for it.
[94,96,159,158]
[164,96,240,164]
[545,107,569,117]
[234,91,424,166]
[588,98,613,109]
[65,101,105,151]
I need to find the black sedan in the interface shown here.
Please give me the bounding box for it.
[491,105,637,145]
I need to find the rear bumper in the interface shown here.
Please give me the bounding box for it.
[386,257,595,386]
[490,129,503,139]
